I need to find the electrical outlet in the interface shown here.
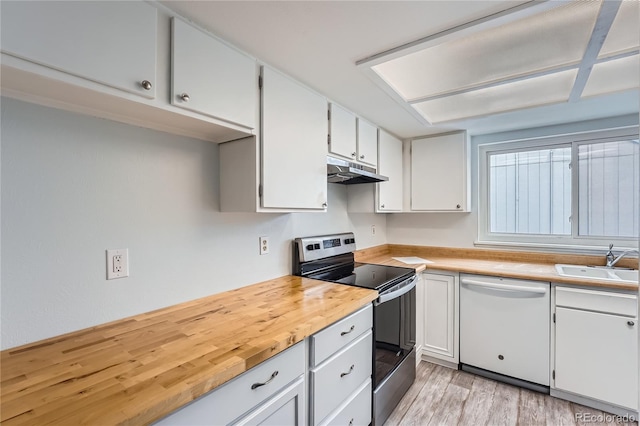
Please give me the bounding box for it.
[371,225,376,236]
[107,249,129,280]
[259,236,269,255]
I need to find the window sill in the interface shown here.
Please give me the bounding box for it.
[474,239,638,256]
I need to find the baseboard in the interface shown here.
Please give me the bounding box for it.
[551,389,638,419]
[420,353,459,370]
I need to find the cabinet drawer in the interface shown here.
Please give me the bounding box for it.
[556,286,637,317]
[233,375,305,425]
[319,378,372,426]
[311,304,372,366]
[310,331,373,425]
[155,342,304,425]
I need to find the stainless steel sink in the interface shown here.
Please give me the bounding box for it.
[555,264,638,284]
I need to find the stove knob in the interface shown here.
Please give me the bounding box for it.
[314,243,321,250]
[306,244,314,251]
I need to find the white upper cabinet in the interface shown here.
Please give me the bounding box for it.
[1,1,157,99]
[329,103,357,160]
[377,130,403,212]
[329,104,378,167]
[357,119,378,167]
[261,67,328,210]
[411,131,469,211]
[171,19,256,129]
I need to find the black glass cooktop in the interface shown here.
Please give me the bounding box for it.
[308,262,414,291]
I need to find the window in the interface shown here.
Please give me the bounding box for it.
[479,128,639,249]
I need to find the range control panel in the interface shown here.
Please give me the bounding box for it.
[295,232,356,262]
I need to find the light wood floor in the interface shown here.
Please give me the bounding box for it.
[385,361,638,426]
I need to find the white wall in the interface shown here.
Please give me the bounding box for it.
[0,98,387,349]
[387,114,640,248]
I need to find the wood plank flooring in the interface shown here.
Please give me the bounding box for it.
[385,361,638,426]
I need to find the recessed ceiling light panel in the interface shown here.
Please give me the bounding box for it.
[371,1,600,101]
[599,0,640,58]
[412,69,578,123]
[583,55,640,98]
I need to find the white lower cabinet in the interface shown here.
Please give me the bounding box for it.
[234,376,305,426]
[553,286,638,412]
[155,305,374,425]
[318,379,372,426]
[154,342,305,425]
[420,272,459,366]
[309,305,373,426]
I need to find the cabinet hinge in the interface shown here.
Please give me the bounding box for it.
[552,370,555,380]
[553,312,556,323]
[258,184,263,197]
[327,109,331,121]
[328,134,331,145]
[258,75,263,89]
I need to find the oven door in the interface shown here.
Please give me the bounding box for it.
[373,275,417,387]
[373,275,417,425]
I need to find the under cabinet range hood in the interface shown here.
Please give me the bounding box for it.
[327,156,388,184]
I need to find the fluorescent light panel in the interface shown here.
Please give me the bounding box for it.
[582,55,640,98]
[599,0,640,58]
[371,1,600,101]
[413,69,578,123]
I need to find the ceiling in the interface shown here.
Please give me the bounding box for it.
[161,1,640,139]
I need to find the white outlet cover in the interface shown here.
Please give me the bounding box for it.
[106,248,129,280]
[259,236,269,255]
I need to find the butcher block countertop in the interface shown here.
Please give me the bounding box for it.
[355,244,639,292]
[1,276,377,425]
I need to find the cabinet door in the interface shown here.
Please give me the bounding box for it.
[411,132,468,211]
[261,67,327,210]
[1,1,157,98]
[329,104,357,160]
[233,376,305,426]
[357,119,378,167]
[422,273,457,361]
[555,307,638,410]
[377,130,403,211]
[172,18,256,128]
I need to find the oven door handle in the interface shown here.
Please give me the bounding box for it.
[375,275,418,306]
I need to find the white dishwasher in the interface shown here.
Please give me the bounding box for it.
[460,274,550,391]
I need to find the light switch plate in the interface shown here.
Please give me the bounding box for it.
[106,248,129,280]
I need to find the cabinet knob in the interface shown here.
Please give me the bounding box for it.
[140,80,152,90]
[360,154,365,160]
[322,202,327,208]
[180,93,190,102]
[456,204,461,209]
[351,152,357,157]
[381,204,385,208]
[628,321,635,326]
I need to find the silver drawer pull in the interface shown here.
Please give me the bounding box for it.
[349,419,354,426]
[251,370,278,390]
[340,364,355,378]
[340,325,355,336]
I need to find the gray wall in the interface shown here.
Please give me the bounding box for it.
[0,98,387,349]
[387,114,640,248]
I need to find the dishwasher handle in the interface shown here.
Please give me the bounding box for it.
[461,277,547,298]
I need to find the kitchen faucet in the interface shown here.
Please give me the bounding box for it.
[605,243,639,268]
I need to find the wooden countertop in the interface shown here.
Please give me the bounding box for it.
[355,244,638,292]
[1,276,377,425]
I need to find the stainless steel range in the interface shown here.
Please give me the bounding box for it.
[293,232,417,425]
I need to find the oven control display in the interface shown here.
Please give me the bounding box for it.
[323,238,342,249]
